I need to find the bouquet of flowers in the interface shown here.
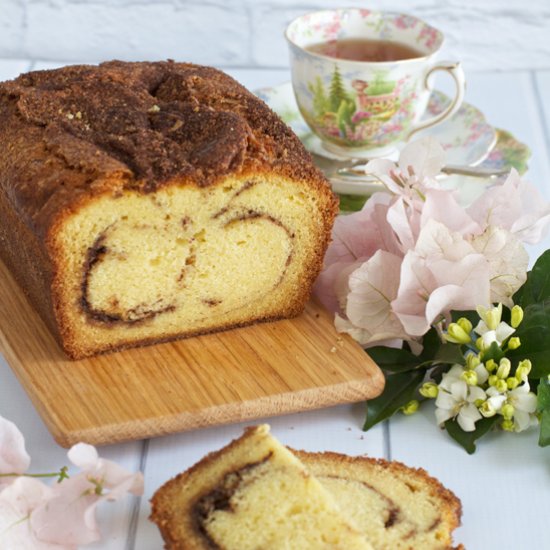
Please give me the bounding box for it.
[0,415,143,548]
[315,137,550,453]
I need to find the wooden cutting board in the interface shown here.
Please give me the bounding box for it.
[0,258,384,448]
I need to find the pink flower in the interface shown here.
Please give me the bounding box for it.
[365,137,445,198]
[0,416,144,548]
[0,477,64,549]
[471,226,529,306]
[0,416,30,487]
[468,169,550,244]
[391,220,491,336]
[314,137,550,349]
[30,444,143,546]
[336,250,410,346]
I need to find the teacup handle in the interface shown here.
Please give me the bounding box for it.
[406,61,466,140]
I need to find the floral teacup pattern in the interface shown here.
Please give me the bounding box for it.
[286,9,465,158]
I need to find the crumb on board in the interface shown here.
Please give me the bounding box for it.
[330,346,337,353]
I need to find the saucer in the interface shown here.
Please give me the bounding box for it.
[256,83,530,210]
[256,82,496,165]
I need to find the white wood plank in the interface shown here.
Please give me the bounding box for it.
[0,354,143,549]
[135,405,386,550]
[534,70,550,168]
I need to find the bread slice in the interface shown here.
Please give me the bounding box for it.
[297,451,463,550]
[150,425,372,549]
[0,61,337,358]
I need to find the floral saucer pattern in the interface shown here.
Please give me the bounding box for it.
[256,82,530,211]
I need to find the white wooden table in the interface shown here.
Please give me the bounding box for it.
[1,59,549,550]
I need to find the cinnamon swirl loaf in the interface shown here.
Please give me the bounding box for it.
[0,61,337,358]
[150,425,463,550]
[150,425,372,550]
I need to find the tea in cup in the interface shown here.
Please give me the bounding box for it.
[285,9,465,158]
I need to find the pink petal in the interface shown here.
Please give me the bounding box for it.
[344,251,407,344]
[471,226,528,306]
[468,169,550,244]
[0,478,65,550]
[391,251,436,336]
[421,189,481,235]
[67,443,98,470]
[397,137,446,179]
[0,416,30,483]
[386,197,422,252]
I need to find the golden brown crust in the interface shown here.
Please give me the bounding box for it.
[0,62,337,358]
[0,60,329,234]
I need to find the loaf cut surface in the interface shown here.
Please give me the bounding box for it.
[297,451,463,550]
[0,61,337,358]
[150,425,372,550]
[150,425,463,550]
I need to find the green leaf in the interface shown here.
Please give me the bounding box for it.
[513,250,550,307]
[481,341,506,364]
[363,370,425,431]
[508,301,550,378]
[537,377,550,447]
[444,416,498,454]
[366,328,460,374]
[366,346,424,373]
[337,194,368,213]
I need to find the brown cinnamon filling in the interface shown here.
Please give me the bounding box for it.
[191,452,273,548]
[80,235,175,325]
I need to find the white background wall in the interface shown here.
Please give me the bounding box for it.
[1,0,550,71]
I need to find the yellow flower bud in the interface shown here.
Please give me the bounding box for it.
[485,359,497,372]
[516,359,532,382]
[419,382,439,399]
[466,354,481,370]
[401,400,419,415]
[507,377,520,390]
[488,374,498,387]
[501,419,515,432]
[475,336,485,351]
[479,400,497,418]
[461,370,478,386]
[501,403,515,420]
[497,358,511,379]
[477,304,502,330]
[495,379,508,393]
[511,305,524,328]
[507,337,521,350]
[444,323,472,344]
[457,317,473,334]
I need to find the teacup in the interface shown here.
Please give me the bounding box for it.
[285,9,465,158]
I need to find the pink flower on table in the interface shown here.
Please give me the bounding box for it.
[0,477,64,549]
[30,443,144,546]
[0,415,144,549]
[0,416,30,487]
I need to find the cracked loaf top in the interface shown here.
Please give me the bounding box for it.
[0,60,328,236]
